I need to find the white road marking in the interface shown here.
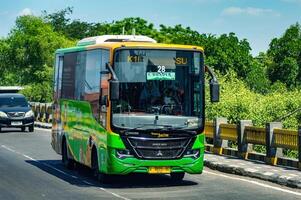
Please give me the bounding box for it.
[35,127,51,132]
[99,187,131,200]
[203,170,301,196]
[0,144,131,200]
[1,145,17,153]
[83,180,93,185]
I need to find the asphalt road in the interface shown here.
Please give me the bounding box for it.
[1,128,301,200]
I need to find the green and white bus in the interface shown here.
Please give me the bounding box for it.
[51,35,219,182]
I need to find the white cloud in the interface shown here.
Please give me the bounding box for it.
[19,8,33,16]
[222,7,278,16]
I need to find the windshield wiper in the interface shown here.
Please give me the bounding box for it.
[128,124,198,132]
[128,123,173,131]
[159,125,201,134]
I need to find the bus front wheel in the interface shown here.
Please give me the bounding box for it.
[170,172,185,182]
[62,140,74,170]
[92,148,110,184]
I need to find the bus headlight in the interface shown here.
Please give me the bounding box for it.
[25,110,34,118]
[116,149,133,159]
[186,118,199,128]
[184,149,200,159]
[0,111,8,118]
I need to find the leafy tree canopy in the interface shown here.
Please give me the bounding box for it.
[3,15,74,85]
[267,23,301,87]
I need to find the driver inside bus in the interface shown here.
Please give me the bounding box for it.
[139,81,161,109]
[164,83,184,105]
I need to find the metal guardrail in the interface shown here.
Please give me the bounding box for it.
[245,126,266,145]
[204,121,214,138]
[273,129,298,150]
[220,123,237,141]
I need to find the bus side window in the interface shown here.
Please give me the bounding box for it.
[54,54,63,100]
[61,52,77,99]
[84,50,102,121]
[99,49,110,127]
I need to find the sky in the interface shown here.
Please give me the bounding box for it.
[0,0,300,56]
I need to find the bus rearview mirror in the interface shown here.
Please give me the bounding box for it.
[109,80,119,101]
[210,79,219,102]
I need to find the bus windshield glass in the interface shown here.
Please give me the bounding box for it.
[113,49,203,131]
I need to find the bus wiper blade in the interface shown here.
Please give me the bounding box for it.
[128,124,172,131]
[161,125,196,132]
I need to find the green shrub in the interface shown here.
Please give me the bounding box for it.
[206,70,301,129]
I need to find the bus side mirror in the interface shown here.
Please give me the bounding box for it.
[109,80,119,101]
[210,79,219,102]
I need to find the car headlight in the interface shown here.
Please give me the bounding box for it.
[25,110,34,118]
[0,111,8,118]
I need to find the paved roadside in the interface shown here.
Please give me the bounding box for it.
[204,152,301,189]
[34,122,301,189]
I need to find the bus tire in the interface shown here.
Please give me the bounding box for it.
[170,172,185,182]
[62,139,74,170]
[92,148,110,184]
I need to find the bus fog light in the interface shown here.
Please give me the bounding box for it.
[184,149,200,159]
[116,149,133,159]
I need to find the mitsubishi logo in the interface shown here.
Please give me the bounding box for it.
[156,150,163,157]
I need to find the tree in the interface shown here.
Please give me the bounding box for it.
[43,7,73,34]
[206,33,253,77]
[268,57,299,88]
[0,39,10,84]
[109,17,157,36]
[5,15,74,85]
[245,59,271,93]
[267,23,301,87]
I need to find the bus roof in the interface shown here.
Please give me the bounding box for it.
[56,35,204,54]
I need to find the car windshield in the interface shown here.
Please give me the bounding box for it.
[112,49,203,131]
[0,96,29,108]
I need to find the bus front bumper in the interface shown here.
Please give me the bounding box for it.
[105,147,204,175]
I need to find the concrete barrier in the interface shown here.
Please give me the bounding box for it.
[205,119,300,169]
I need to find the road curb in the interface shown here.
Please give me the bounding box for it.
[204,159,301,189]
[34,122,52,129]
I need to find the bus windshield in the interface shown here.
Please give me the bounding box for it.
[113,49,203,131]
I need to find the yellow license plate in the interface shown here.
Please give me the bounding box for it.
[148,167,171,174]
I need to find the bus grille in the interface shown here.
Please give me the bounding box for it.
[127,137,192,159]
